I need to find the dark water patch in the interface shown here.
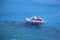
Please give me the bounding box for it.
[0,21,44,28]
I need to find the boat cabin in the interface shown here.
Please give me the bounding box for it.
[31,16,42,21]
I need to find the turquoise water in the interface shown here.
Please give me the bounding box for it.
[0,0,60,40]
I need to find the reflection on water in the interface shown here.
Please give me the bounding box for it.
[0,21,60,40]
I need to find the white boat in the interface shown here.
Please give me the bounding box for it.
[26,16,43,24]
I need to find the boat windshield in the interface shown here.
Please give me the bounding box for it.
[31,18,42,21]
[36,19,42,21]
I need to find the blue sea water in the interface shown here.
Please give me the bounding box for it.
[0,0,60,40]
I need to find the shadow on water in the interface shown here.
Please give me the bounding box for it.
[0,21,44,28]
[25,22,44,28]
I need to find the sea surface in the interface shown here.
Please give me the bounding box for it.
[0,0,60,40]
